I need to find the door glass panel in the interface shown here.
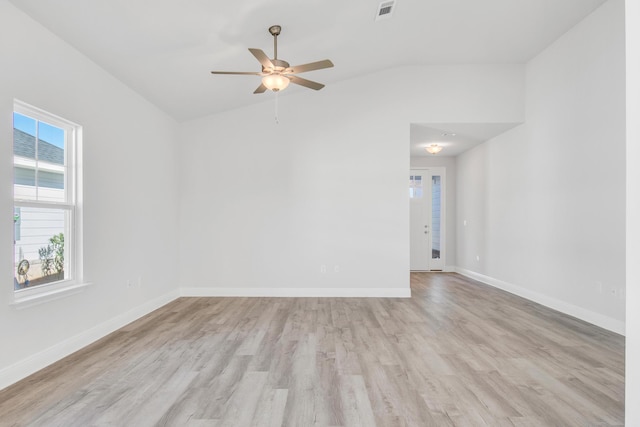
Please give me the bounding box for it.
[409,175,423,198]
[431,175,441,259]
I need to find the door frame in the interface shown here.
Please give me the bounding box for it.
[410,167,446,271]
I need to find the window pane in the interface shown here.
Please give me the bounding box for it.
[14,207,68,290]
[14,167,35,186]
[14,166,37,200]
[38,170,64,189]
[37,170,66,202]
[13,113,36,138]
[38,121,65,153]
[409,175,423,198]
[13,115,66,203]
[432,175,441,259]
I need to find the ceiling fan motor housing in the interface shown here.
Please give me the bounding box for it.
[263,59,290,73]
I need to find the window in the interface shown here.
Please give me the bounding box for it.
[13,101,82,298]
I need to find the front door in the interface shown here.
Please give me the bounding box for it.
[410,168,445,271]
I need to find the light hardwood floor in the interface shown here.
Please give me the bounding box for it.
[0,273,624,426]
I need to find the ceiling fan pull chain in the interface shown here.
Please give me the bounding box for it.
[274,92,279,124]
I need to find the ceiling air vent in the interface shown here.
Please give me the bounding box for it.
[375,0,396,22]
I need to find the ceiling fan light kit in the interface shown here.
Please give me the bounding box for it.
[211,25,334,94]
[262,73,290,92]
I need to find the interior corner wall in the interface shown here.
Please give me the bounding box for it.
[456,0,625,333]
[177,64,524,296]
[410,156,457,269]
[0,0,180,388]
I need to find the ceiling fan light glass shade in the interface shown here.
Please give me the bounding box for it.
[262,74,290,92]
[425,144,443,154]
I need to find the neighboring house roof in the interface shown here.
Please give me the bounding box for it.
[13,128,64,165]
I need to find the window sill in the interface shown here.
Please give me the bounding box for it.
[11,281,92,310]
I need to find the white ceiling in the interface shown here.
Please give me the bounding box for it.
[410,123,521,157]
[10,0,606,121]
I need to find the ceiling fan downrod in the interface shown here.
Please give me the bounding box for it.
[269,25,281,60]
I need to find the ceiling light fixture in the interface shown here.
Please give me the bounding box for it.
[262,73,290,92]
[425,144,443,155]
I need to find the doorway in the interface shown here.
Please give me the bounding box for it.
[410,168,445,271]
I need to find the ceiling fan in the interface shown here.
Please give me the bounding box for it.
[211,25,334,94]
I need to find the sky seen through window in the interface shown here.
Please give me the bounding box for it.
[13,112,64,149]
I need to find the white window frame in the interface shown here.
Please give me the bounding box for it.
[12,100,86,308]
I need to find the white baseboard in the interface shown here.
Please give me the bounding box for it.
[454,267,625,335]
[410,267,456,273]
[180,287,411,298]
[0,290,180,391]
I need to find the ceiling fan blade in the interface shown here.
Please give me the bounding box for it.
[210,71,263,75]
[287,75,325,91]
[254,83,267,94]
[288,59,334,74]
[248,48,274,69]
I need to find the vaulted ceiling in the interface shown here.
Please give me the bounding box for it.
[10,0,605,121]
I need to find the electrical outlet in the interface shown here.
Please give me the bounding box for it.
[320,265,326,273]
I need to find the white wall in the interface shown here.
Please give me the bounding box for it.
[456,0,625,333]
[626,0,639,422]
[178,65,524,296]
[2,0,630,403]
[410,156,456,269]
[0,0,180,387]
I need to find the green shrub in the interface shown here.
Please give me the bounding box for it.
[38,233,64,278]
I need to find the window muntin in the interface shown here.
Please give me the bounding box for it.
[13,102,80,292]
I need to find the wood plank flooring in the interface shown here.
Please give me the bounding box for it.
[0,273,625,426]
